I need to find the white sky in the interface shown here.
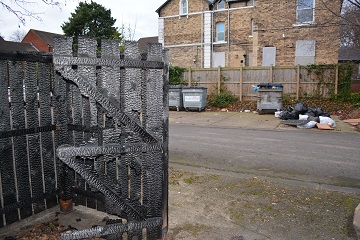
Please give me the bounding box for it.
[0,0,165,41]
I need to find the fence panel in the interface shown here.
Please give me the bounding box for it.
[185,66,337,100]
[0,60,18,226]
[0,53,56,226]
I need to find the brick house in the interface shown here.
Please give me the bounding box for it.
[22,29,63,52]
[156,0,342,68]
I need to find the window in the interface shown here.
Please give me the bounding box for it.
[216,22,225,42]
[180,0,188,15]
[217,0,225,9]
[296,0,314,23]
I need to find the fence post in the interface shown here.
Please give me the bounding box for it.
[217,66,221,94]
[335,65,338,95]
[270,64,273,82]
[188,67,192,86]
[239,65,243,101]
[296,65,300,100]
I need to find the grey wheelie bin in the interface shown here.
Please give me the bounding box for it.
[182,86,207,112]
[256,83,283,115]
[169,85,183,111]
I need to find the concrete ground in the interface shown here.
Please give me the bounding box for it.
[168,110,359,133]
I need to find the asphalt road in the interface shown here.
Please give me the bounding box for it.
[169,124,360,189]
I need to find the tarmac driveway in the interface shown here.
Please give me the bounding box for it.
[168,110,360,240]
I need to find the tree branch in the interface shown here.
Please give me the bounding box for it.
[0,0,61,25]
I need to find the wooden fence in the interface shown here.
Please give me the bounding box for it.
[0,36,169,240]
[183,65,338,101]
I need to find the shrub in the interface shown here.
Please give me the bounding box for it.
[169,65,186,85]
[208,92,236,108]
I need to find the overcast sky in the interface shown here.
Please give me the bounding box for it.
[0,0,165,41]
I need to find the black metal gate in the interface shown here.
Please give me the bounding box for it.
[0,36,169,239]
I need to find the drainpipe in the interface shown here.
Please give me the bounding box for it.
[227,2,230,67]
[211,6,214,68]
[201,1,204,68]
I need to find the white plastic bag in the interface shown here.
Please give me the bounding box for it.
[297,121,317,129]
[319,116,336,127]
[299,114,309,120]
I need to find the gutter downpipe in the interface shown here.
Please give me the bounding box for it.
[201,0,204,68]
[227,2,230,67]
[211,8,214,68]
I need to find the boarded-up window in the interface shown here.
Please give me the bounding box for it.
[295,40,315,65]
[262,47,276,66]
[213,52,225,67]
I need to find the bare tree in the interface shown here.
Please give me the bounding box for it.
[340,0,360,46]
[9,29,27,42]
[0,0,61,26]
[119,22,137,41]
[319,0,360,47]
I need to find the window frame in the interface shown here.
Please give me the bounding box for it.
[216,22,225,42]
[180,0,188,15]
[296,0,315,24]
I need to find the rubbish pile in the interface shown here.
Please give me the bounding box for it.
[279,102,336,129]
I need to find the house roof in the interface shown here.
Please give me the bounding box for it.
[137,36,158,53]
[0,36,5,42]
[23,29,63,48]
[0,40,37,53]
[338,46,360,61]
[156,0,171,15]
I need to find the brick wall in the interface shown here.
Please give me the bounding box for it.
[22,31,50,52]
[159,0,341,68]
